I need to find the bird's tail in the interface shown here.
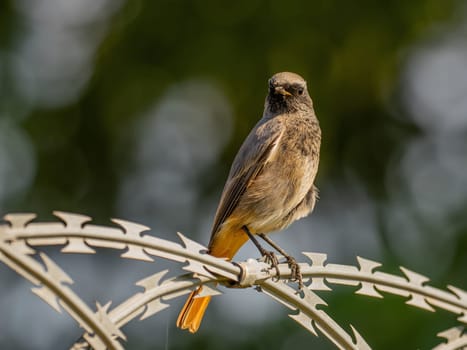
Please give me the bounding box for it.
[176,287,211,333]
[176,226,249,333]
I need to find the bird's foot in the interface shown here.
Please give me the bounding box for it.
[286,256,303,290]
[261,249,280,280]
[242,226,282,280]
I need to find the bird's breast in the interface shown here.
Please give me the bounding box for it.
[240,117,320,232]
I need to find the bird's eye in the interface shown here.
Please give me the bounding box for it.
[298,88,304,95]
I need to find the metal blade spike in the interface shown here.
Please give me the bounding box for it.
[350,325,371,350]
[40,252,73,285]
[448,285,467,303]
[302,252,328,267]
[111,218,150,237]
[53,211,92,228]
[357,256,382,273]
[135,270,169,291]
[176,232,208,254]
[4,213,37,228]
[61,238,96,254]
[302,252,331,291]
[139,299,170,321]
[196,282,222,297]
[405,294,436,312]
[355,283,383,298]
[400,266,430,285]
[120,246,154,262]
[289,311,318,336]
[32,286,61,313]
[302,287,328,307]
[182,261,216,279]
[96,302,126,340]
[437,326,464,341]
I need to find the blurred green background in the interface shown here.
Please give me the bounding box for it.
[1,0,466,349]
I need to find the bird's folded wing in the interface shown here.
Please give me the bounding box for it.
[209,124,284,243]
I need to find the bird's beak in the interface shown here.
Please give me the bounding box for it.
[275,86,292,96]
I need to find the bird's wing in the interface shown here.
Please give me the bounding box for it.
[209,122,284,242]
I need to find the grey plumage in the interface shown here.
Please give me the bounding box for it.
[177,72,322,333]
[209,72,321,247]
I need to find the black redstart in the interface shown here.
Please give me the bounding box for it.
[177,72,321,333]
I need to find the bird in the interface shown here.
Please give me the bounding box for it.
[177,71,321,333]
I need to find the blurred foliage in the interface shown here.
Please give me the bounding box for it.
[12,0,457,215]
[1,0,466,349]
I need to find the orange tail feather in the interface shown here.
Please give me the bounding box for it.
[176,227,249,332]
[176,288,211,333]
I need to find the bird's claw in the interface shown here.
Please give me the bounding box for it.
[261,250,281,280]
[286,256,303,290]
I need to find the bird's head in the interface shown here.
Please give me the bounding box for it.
[266,72,313,114]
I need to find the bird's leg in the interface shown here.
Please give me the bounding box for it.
[242,226,280,278]
[257,233,303,290]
